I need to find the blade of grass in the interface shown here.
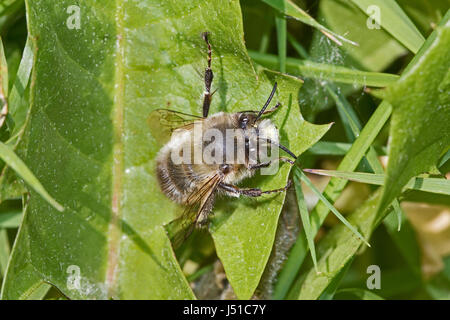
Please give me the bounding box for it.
[351,0,425,53]
[439,149,450,168]
[295,167,371,247]
[0,229,10,278]
[186,264,214,283]
[293,176,318,272]
[305,169,450,195]
[318,258,354,300]
[262,0,358,46]
[0,210,22,228]
[0,36,8,128]
[5,37,33,143]
[0,142,63,212]
[249,51,399,87]
[307,141,387,156]
[275,13,286,73]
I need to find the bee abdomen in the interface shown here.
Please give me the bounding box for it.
[156,148,196,204]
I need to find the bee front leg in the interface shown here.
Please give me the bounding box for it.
[249,157,295,170]
[202,32,214,118]
[218,180,292,198]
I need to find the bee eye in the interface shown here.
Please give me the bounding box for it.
[239,115,249,129]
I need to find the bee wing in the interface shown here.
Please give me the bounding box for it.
[148,108,203,140]
[166,173,222,249]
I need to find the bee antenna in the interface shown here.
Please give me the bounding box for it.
[255,82,277,121]
[262,138,297,160]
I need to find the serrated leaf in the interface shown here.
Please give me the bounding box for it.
[3,0,201,300]
[378,19,450,214]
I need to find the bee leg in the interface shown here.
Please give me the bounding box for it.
[202,32,214,118]
[218,180,292,198]
[249,157,294,170]
[262,102,281,116]
[260,180,292,195]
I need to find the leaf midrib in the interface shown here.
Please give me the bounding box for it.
[106,0,125,298]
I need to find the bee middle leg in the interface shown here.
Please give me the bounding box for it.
[218,180,292,198]
[249,157,295,170]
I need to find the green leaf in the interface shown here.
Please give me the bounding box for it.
[0,209,22,228]
[383,210,421,278]
[3,0,203,300]
[6,37,33,141]
[261,0,357,46]
[0,38,33,203]
[305,169,450,195]
[210,71,331,299]
[0,142,63,211]
[351,0,425,53]
[0,0,25,35]
[378,19,450,214]
[274,13,286,73]
[249,51,399,87]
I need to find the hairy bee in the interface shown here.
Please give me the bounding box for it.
[152,32,296,246]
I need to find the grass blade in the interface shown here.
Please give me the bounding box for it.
[262,0,357,46]
[0,229,10,278]
[305,169,450,195]
[293,176,318,272]
[0,210,22,228]
[307,141,387,156]
[0,142,63,212]
[249,51,399,87]
[295,167,371,247]
[351,0,425,53]
[275,13,286,73]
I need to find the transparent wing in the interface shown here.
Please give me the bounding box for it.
[148,108,203,145]
[165,174,222,249]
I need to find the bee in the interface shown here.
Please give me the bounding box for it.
[152,32,297,247]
